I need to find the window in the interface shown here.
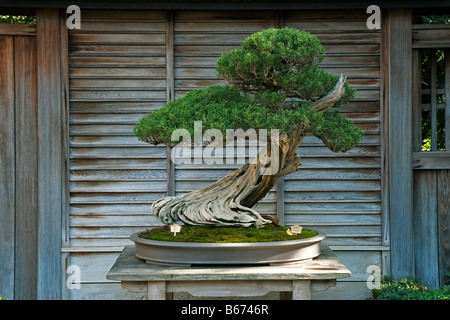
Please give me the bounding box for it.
[418,49,448,151]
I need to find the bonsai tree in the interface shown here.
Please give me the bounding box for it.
[134,28,363,228]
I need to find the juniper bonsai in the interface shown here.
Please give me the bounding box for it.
[134,27,363,228]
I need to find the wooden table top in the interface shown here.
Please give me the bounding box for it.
[107,244,352,282]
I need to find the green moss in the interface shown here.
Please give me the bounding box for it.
[138,224,318,243]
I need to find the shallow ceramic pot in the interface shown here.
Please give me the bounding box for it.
[130,231,326,267]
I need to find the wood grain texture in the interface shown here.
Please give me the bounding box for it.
[438,170,450,287]
[413,171,439,288]
[385,9,414,280]
[0,23,36,36]
[68,10,169,251]
[36,9,63,299]
[412,24,450,48]
[13,36,38,300]
[0,35,16,299]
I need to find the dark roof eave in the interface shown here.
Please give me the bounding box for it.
[1,0,450,11]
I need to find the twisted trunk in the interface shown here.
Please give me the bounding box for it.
[152,134,304,228]
[152,75,347,228]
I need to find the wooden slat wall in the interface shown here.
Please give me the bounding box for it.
[67,10,382,300]
[68,11,168,250]
[173,11,279,219]
[283,11,382,249]
[0,35,16,300]
[0,31,39,300]
[414,169,450,288]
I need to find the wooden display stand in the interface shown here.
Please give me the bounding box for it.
[107,244,351,300]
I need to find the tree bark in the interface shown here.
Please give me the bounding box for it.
[152,134,304,228]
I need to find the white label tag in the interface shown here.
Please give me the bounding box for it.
[290,225,303,234]
[170,223,182,236]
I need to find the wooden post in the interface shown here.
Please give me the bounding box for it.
[0,35,16,300]
[14,36,38,300]
[292,280,311,300]
[276,177,285,226]
[147,281,167,300]
[413,171,439,288]
[385,9,415,280]
[437,170,450,287]
[36,9,64,299]
[166,11,175,196]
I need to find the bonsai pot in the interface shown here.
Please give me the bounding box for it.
[130,231,326,267]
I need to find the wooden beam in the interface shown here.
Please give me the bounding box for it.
[276,177,285,226]
[3,0,450,10]
[36,8,63,299]
[412,49,422,152]
[0,35,16,300]
[380,10,390,249]
[0,24,36,36]
[386,9,415,280]
[430,52,437,151]
[413,152,450,170]
[166,11,175,196]
[412,24,450,48]
[437,170,450,287]
[413,170,439,288]
[14,35,38,300]
[60,9,70,250]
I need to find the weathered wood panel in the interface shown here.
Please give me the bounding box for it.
[0,35,16,299]
[385,9,414,280]
[0,23,35,36]
[13,36,38,300]
[438,170,450,286]
[36,8,64,299]
[68,11,169,254]
[413,169,450,288]
[0,32,39,300]
[413,170,439,288]
[412,24,450,48]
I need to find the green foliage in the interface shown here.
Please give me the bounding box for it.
[0,15,36,24]
[139,223,318,243]
[134,28,362,153]
[134,85,363,150]
[371,277,450,300]
[420,49,446,151]
[315,110,364,152]
[216,27,354,102]
[413,15,448,151]
[413,15,450,24]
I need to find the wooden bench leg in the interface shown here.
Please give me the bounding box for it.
[279,291,293,300]
[147,281,166,300]
[292,280,311,300]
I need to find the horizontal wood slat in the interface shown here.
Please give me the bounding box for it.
[412,24,450,48]
[0,23,36,36]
